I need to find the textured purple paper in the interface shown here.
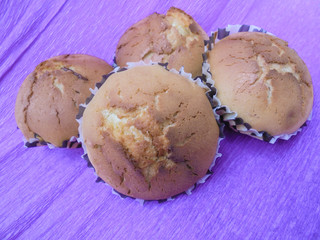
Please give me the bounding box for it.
[0,1,319,239]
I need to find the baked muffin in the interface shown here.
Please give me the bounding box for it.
[205,27,313,142]
[115,7,208,77]
[15,54,113,147]
[79,64,220,200]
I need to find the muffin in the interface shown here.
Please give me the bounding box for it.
[15,54,113,147]
[115,7,208,77]
[205,25,313,142]
[79,64,220,200]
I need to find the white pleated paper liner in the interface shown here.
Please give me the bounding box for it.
[76,61,224,204]
[202,24,312,144]
[23,134,81,149]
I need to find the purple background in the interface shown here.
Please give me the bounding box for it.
[1,1,319,239]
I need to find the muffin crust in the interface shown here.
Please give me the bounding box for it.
[15,54,113,147]
[115,7,208,77]
[81,65,219,200]
[208,32,313,136]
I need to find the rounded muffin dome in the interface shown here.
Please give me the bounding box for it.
[207,31,313,138]
[15,54,113,147]
[80,65,220,200]
[115,7,208,77]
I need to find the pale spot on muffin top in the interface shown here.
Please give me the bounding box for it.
[54,78,65,93]
[165,8,200,49]
[101,105,176,182]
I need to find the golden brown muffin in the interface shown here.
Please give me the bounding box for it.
[80,65,219,200]
[15,54,113,147]
[207,32,313,137]
[115,7,208,77]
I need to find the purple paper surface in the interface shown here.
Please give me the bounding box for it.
[0,1,319,239]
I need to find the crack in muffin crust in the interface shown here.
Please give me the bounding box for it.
[101,105,177,182]
[22,72,38,137]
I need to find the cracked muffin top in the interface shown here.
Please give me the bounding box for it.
[80,65,219,200]
[208,32,313,136]
[115,7,208,77]
[15,54,113,147]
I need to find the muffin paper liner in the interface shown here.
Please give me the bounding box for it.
[23,134,81,149]
[76,61,224,204]
[203,24,312,144]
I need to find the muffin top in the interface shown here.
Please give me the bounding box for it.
[15,54,113,147]
[81,65,219,200]
[115,7,208,77]
[208,32,313,136]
